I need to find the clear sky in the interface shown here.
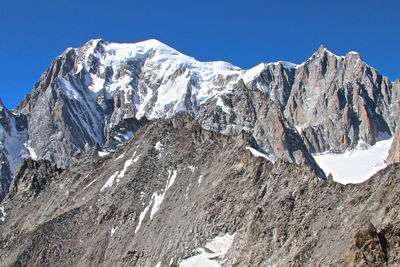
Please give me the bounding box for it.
[1,0,399,109]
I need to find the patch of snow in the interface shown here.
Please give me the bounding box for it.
[115,151,126,161]
[166,170,177,190]
[88,73,105,93]
[133,155,140,162]
[216,97,230,114]
[188,165,195,173]
[179,251,220,267]
[98,151,110,157]
[150,191,165,219]
[135,202,151,233]
[348,51,360,56]
[155,262,161,267]
[100,171,119,192]
[0,206,6,222]
[114,135,122,143]
[242,63,265,83]
[111,226,117,236]
[313,138,393,184]
[78,39,246,120]
[60,78,83,101]
[205,233,235,255]
[150,169,178,219]
[198,175,204,185]
[295,126,304,134]
[155,141,164,150]
[246,146,276,163]
[83,177,97,190]
[117,155,134,180]
[24,143,38,160]
[101,152,137,190]
[179,233,235,267]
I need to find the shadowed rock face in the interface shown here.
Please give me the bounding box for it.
[0,98,28,200]
[1,115,400,266]
[9,158,62,199]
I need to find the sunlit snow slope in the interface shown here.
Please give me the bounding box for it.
[313,138,393,184]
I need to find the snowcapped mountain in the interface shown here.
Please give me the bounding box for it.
[1,39,400,266]
[0,39,398,200]
[13,39,318,171]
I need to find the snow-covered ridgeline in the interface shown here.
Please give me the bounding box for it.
[62,39,299,120]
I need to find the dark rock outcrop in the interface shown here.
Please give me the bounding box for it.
[9,158,62,199]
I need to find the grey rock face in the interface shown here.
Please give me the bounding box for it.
[195,80,323,175]
[16,47,106,168]
[245,62,296,109]
[285,46,397,153]
[0,116,400,266]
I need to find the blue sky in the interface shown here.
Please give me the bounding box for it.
[1,0,399,109]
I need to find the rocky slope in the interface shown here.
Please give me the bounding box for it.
[0,115,399,266]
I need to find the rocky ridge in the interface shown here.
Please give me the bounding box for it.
[0,115,400,266]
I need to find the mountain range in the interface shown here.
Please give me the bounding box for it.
[0,39,399,266]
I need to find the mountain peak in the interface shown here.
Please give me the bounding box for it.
[136,38,170,48]
[318,44,325,52]
[314,45,338,58]
[346,51,362,60]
